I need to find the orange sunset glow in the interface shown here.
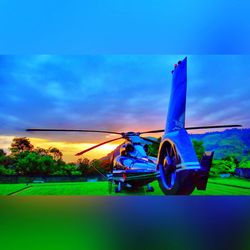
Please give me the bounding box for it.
[0,135,120,162]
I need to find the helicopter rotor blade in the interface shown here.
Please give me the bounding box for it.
[139,124,241,134]
[26,128,122,135]
[140,129,164,134]
[140,136,160,144]
[185,124,242,130]
[75,137,123,156]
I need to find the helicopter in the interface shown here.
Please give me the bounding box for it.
[26,57,241,195]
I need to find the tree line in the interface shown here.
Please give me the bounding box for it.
[0,137,102,177]
[192,139,250,177]
[0,137,249,177]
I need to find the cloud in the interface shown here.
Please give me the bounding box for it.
[0,55,249,146]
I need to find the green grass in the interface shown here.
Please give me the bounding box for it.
[208,177,250,188]
[0,177,249,196]
[0,183,29,195]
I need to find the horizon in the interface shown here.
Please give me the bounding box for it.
[1,127,248,163]
[1,55,250,162]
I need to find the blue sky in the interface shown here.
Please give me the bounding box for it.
[0,1,250,54]
[0,55,249,146]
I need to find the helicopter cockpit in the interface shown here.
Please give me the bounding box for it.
[114,134,156,171]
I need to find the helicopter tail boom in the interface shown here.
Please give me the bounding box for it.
[162,57,199,166]
[165,57,187,133]
[158,58,202,195]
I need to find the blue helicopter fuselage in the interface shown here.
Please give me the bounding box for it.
[112,134,159,187]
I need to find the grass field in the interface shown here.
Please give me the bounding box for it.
[0,177,249,196]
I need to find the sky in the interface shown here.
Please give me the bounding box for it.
[0,1,250,54]
[0,55,250,162]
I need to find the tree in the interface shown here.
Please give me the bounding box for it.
[53,163,81,176]
[77,158,90,175]
[34,147,48,156]
[0,165,15,175]
[15,152,55,176]
[89,159,104,176]
[222,155,239,167]
[192,139,205,160]
[10,137,34,155]
[48,147,63,161]
[0,150,6,165]
[37,155,57,175]
[0,149,6,157]
[210,160,236,177]
[239,160,250,168]
[76,158,103,177]
[147,137,161,157]
[0,149,16,172]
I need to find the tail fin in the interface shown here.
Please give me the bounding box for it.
[195,151,214,190]
[161,57,199,170]
[166,57,187,133]
[200,151,214,171]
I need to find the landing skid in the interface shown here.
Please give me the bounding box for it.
[114,182,122,193]
[113,181,154,193]
[146,184,154,192]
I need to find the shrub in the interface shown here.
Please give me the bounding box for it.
[210,160,236,177]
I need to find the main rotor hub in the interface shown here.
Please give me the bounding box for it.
[122,132,140,138]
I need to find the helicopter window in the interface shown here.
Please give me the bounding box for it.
[120,149,126,156]
[119,143,135,156]
[143,144,149,153]
[125,143,135,153]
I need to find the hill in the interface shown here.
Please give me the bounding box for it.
[190,128,250,160]
[98,129,250,162]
